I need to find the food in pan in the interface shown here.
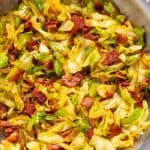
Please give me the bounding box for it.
[0,0,150,149]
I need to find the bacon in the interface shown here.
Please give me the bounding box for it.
[47,145,64,150]
[62,72,84,88]
[11,70,24,82]
[120,81,130,87]
[0,103,8,112]
[9,45,18,62]
[59,128,74,138]
[71,14,85,35]
[0,120,19,134]
[24,104,36,116]
[32,89,47,104]
[82,26,93,33]
[84,33,99,41]
[130,91,144,107]
[109,125,122,138]
[44,61,53,70]
[6,132,19,143]
[117,34,128,44]
[81,96,94,109]
[47,99,58,114]
[0,120,10,128]
[26,39,38,51]
[4,126,19,134]
[24,20,32,32]
[105,91,114,99]
[45,20,59,32]
[103,50,120,66]
[86,128,93,139]
[94,0,104,12]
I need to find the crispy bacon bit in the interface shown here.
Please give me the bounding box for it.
[62,72,84,88]
[71,14,85,35]
[120,81,130,87]
[45,20,59,32]
[81,96,94,109]
[86,128,93,139]
[145,78,150,84]
[109,125,122,138]
[59,128,74,138]
[7,132,19,143]
[37,78,53,86]
[24,79,34,86]
[11,70,24,82]
[44,61,53,70]
[47,145,64,150]
[0,103,8,112]
[94,0,104,12]
[26,39,38,51]
[103,50,120,66]
[47,99,58,113]
[0,120,19,134]
[84,33,99,41]
[82,26,93,33]
[9,45,18,62]
[105,91,114,99]
[117,34,128,44]
[130,91,144,107]
[0,120,10,128]
[24,20,32,32]
[89,119,98,128]
[32,89,47,104]
[24,104,36,116]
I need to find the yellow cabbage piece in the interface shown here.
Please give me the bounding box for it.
[90,135,115,150]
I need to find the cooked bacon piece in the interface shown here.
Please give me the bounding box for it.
[62,72,84,88]
[32,89,46,103]
[47,145,64,150]
[24,79,34,86]
[4,126,19,134]
[81,96,94,109]
[44,61,53,70]
[86,128,93,139]
[11,70,24,82]
[0,120,10,128]
[117,34,128,44]
[7,132,19,143]
[130,91,144,107]
[9,45,18,62]
[94,0,104,12]
[59,128,74,138]
[105,91,114,99]
[71,14,85,35]
[82,26,93,33]
[37,78,53,87]
[0,120,19,134]
[119,80,130,87]
[103,50,120,66]
[45,20,59,31]
[26,39,38,51]
[47,99,58,114]
[109,125,122,138]
[0,103,8,112]
[24,104,36,116]
[24,20,32,32]
[32,89,47,104]
[145,78,150,84]
[84,33,99,41]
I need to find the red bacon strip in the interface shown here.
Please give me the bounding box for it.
[62,72,84,88]
[103,50,120,66]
